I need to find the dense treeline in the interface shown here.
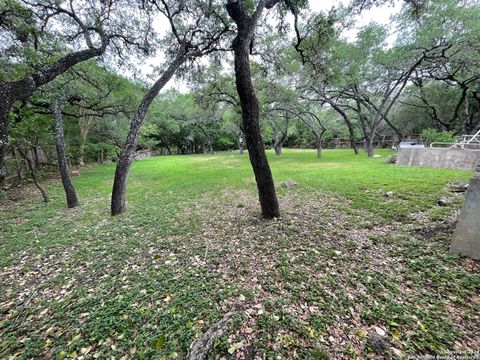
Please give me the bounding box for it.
[1,0,479,217]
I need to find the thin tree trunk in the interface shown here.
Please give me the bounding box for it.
[364,136,374,157]
[316,139,322,159]
[274,145,282,156]
[238,138,244,154]
[0,87,12,186]
[227,2,279,219]
[79,124,89,166]
[273,131,287,156]
[347,123,359,155]
[54,98,80,208]
[19,148,49,203]
[78,112,94,167]
[324,98,359,155]
[111,46,187,215]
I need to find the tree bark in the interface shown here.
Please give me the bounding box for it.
[323,97,359,155]
[111,46,187,215]
[54,98,80,208]
[0,90,11,185]
[238,138,244,154]
[78,113,94,167]
[273,128,287,156]
[19,148,49,203]
[314,128,327,159]
[316,136,322,159]
[0,40,107,185]
[227,1,279,219]
[354,97,375,157]
[364,136,375,157]
[273,132,283,156]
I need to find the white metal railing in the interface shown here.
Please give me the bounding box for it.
[430,129,480,151]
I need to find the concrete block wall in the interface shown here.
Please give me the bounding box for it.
[396,148,480,170]
[451,165,480,260]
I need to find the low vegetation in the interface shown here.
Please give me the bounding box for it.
[1,150,478,359]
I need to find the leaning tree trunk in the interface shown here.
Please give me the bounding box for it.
[273,137,283,156]
[273,130,287,157]
[111,47,187,215]
[349,131,359,155]
[54,98,80,208]
[226,0,280,218]
[231,36,279,218]
[325,98,359,155]
[19,148,49,203]
[0,42,108,187]
[0,86,12,186]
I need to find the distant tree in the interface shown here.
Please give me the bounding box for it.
[111,0,231,215]
[403,0,480,134]
[0,0,153,185]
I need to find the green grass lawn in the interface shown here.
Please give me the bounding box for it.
[1,149,479,359]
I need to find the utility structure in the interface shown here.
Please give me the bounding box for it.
[451,160,480,259]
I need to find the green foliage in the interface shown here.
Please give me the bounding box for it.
[0,150,476,358]
[421,129,455,145]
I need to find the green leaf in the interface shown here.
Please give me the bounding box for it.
[155,335,166,350]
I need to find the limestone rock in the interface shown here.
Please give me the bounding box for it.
[385,154,397,164]
[449,181,468,193]
[282,179,298,189]
[367,332,390,356]
[438,197,452,206]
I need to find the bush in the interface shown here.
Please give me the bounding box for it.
[421,128,455,145]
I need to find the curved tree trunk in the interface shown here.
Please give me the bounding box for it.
[0,86,12,186]
[323,97,359,155]
[0,42,107,185]
[273,130,287,157]
[54,98,80,208]
[111,47,186,215]
[19,148,49,203]
[348,128,359,155]
[234,44,279,218]
[227,1,280,219]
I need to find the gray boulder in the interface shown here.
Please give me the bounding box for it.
[449,181,469,193]
[282,179,298,189]
[438,197,453,206]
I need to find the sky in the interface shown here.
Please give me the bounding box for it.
[137,0,402,91]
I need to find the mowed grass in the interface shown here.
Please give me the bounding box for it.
[0,149,479,359]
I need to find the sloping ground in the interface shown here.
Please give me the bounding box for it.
[1,185,479,359]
